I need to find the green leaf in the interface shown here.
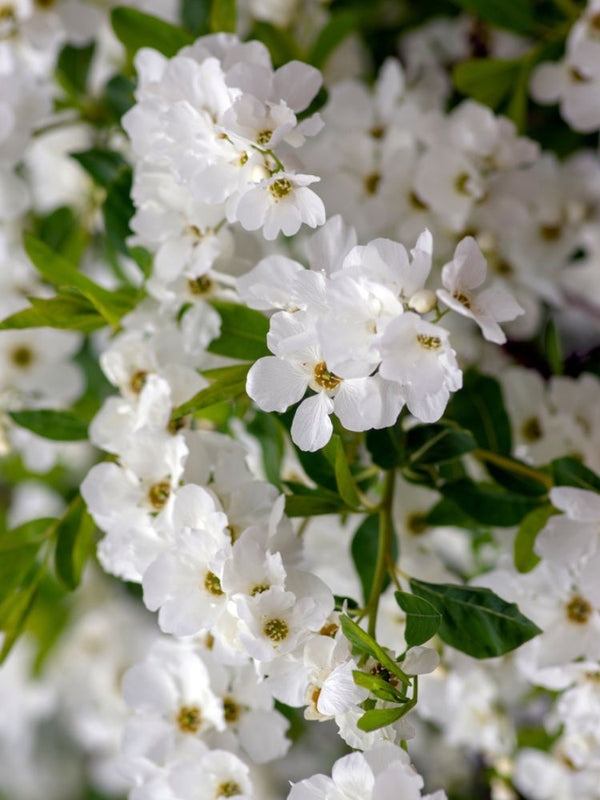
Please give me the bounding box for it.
[453,58,524,109]
[440,479,543,527]
[451,0,537,35]
[309,10,360,68]
[71,148,129,187]
[366,425,404,469]
[425,496,479,529]
[351,515,383,604]
[23,234,133,327]
[103,168,135,255]
[0,544,45,604]
[514,504,557,573]
[0,518,56,550]
[0,294,105,333]
[207,301,269,360]
[445,370,512,455]
[103,74,136,119]
[35,206,88,263]
[407,424,476,466]
[394,591,441,647]
[352,670,407,703]
[181,0,211,35]
[410,578,541,659]
[484,456,550,497]
[211,0,236,32]
[0,567,44,664]
[9,409,89,442]
[54,497,95,590]
[284,486,348,517]
[357,705,408,732]
[351,514,399,605]
[172,364,250,419]
[111,7,193,58]
[550,457,600,493]
[340,615,409,685]
[56,42,95,97]
[333,435,361,508]
[247,411,286,488]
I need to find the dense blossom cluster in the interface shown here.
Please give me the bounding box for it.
[5,2,600,800]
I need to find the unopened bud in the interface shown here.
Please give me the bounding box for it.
[408,289,437,314]
[250,164,270,183]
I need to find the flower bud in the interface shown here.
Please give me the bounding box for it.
[250,164,270,183]
[408,289,437,314]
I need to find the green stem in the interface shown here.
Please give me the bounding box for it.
[367,470,396,637]
[473,449,553,489]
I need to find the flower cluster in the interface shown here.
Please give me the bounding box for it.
[243,217,521,450]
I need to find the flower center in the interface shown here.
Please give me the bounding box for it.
[319,622,339,637]
[223,696,240,723]
[417,333,442,350]
[217,781,242,798]
[539,224,562,241]
[256,129,273,146]
[406,512,428,535]
[188,275,213,295]
[370,662,399,686]
[130,369,148,395]
[10,345,34,368]
[370,125,385,139]
[568,66,590,83]
[453,290,471,309]
[177,705,202,733]
[204,571,224,596]
[409,190,428,211]
[269,178,293,200]
[455,172,471,195]
[263,617,289,642]
[521,417,542,442]
[148,480,171,510]
[364,172,381,195]
[250,583,270,596]
[566,595,592,624]
[313,361,341,390]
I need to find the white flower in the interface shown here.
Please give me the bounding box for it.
[228,172,325,240]
[436,236,523,344]
[235,582,332,662]
[168,749,253,800]
[379,312,462,423]
[288,743,447,800]
[122,640,225,762]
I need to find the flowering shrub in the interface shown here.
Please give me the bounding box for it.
[3,1,600,799]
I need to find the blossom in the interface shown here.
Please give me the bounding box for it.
[436,236,523,344]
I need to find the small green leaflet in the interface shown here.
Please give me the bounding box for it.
[207,301,270,360]
[445,369,512,455]
[550,457,600,493]
[9,410,89,442]
[341,615,409,685]
[210,0,236,32]
[54,497,95,590]
[0,294,105,334]
[440,479,544,527]
[356,705,409,732]
[406,424,476,466]
[394,591,441,647]
[171,364,251,420]
[409,578,541,659]
[23,234,134,327]
[111,7,193,58]
[514,504,558,574]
